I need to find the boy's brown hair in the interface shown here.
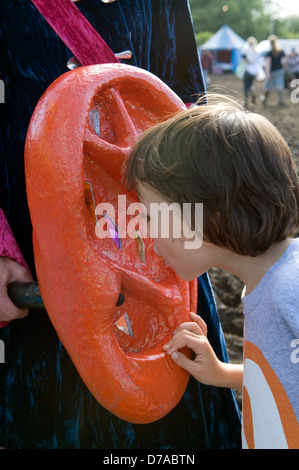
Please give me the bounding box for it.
[125,95,299,256]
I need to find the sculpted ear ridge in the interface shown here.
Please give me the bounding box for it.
[25,63,197,423]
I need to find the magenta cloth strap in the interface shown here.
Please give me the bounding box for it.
[0,210,28,268]
[31,0,120,66]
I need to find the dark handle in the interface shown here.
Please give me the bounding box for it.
[7,282,125,309]
[7,281,44,309]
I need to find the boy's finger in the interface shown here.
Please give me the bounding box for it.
[170,350,201,377]
[163,329,199,352]
[173,320,205,337]
[164,332,207,356]
[190,312,207,337]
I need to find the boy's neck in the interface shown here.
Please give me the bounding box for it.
[215,238,294,295]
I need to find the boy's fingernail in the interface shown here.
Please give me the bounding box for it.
[171,352,179,360]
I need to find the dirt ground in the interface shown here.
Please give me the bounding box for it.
[205,72,299,408]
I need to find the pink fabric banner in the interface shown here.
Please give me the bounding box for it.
[31,0,120,66]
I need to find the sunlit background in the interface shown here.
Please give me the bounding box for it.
[279,0,299,17]
[189,0,299,47]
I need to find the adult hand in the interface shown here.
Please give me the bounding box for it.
[0,256,33,323]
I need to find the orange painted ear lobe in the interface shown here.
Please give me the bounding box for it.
[25,63,197,423]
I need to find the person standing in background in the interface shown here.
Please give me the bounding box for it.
[201,50,213,88]
[241,37,260,108]
[262,35,286,106]
[287,48,299,81]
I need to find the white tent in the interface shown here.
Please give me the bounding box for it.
[200,25,246,72]
[257,39,299,56]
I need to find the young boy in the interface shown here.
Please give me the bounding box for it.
[125,95,299,449]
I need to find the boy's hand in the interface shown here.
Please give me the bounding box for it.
[163,312,243,390]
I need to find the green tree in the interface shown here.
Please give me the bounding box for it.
[196,31,214,46]
[277,16,299,39]
[188,0,299,42]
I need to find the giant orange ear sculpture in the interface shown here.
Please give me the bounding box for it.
[25,63,197,423]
